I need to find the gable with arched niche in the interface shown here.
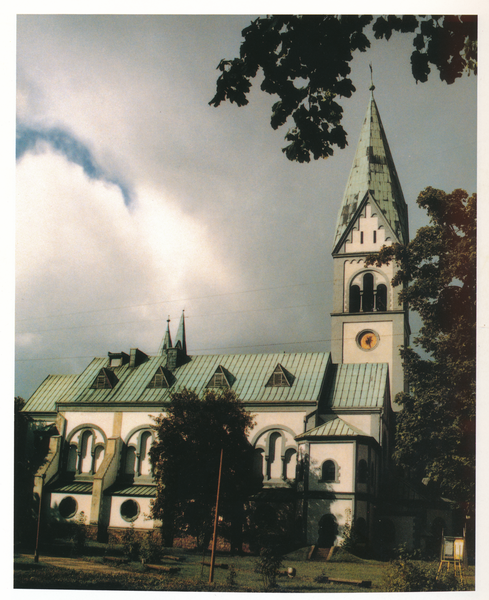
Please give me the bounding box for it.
[251,425,297,483]
[121,425,155,480]
[346,268,390,313]
[65,424,107,477]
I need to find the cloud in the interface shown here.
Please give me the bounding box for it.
[16,123,134,205]
[15,147,238,394]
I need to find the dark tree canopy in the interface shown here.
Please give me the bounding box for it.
[366,187,476,506]
[210,15,477,162]
[149,388,262,549]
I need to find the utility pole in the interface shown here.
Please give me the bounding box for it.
[209,449,223,584]
[33,474,45,563]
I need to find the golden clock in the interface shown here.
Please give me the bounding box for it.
[358,330,379,350]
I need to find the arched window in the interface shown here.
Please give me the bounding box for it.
[123,427,154,479]
[139,431,152,476]
[66,445,77,473]
[357,459,368,484]
[79,431,93,474]
[253,448,264,479]
[362,273,374,312]
[284,448,297,480]
[322,460,337,483]
[349,272,389,313]
[349,285,361,313]
[125,446,136,475]
[268,432,282,479]
[376,284,387,311]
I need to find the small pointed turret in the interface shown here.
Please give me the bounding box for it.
[158,317,172,355]
[332,86,409,253]
[174,310,187,355]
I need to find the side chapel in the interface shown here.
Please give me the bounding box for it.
[22,88,453,554]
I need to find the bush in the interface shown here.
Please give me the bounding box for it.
[139,532,162,564]
[254,545,283,588]
[69,512,87,555]
[121,524,140,561]
[226,564,238,587]
[382,560,466,592]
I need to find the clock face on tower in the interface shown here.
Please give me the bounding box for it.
[357,330,379,350]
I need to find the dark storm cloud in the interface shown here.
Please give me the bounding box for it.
[16,123,134,205]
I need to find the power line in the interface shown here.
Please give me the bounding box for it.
[16,302,327,335]
[15,331,422,362]
[15,279,332,322]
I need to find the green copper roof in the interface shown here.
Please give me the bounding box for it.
[24,351,331,410]
[49,481,93,494]
[324,362,389,409]
[104,483,156,497]
[296,414,368,440]
[333,92,409,252]
[22,374,79,413]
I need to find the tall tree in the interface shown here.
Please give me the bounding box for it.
[149,389,262,551]
[366,187,476,507]
[210,15,477,162]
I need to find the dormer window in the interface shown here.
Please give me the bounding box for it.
[266,364,294,388]
[147,366,172,389]
[91,368,118,390]
[206,365,234,388]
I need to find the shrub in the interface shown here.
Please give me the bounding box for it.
[382,560,466,592]
[69,512,87,555]
[121,524,140,561]
[226,564,238,587]
[254,545,283,588]
[139,532,162,564]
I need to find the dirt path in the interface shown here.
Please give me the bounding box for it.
[19,554,131,576]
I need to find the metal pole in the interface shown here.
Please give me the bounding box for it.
[209,449,223,584]
[33,475,45,563]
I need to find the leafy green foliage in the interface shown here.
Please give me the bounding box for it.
[14,397,52,545]
[210,15,477,162]
[149,389,261,549]
[139,532,163,564]
[366,187,476,506]
[69,511,87,555]
[122,524,141,561]
[254,545,284,588]
[382,559,466,592]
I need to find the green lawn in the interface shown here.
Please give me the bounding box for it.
[14,546,476,592]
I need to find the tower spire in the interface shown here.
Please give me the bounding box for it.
[369,63,375,92]
[174,310,187,355]
[158,316,172,355]
[332,90,409,253]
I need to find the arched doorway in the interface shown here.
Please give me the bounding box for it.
[317,513,338,547]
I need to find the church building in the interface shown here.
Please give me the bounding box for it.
[22,88,453,554]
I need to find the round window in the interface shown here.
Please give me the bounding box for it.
[59,496,78,519]
[357,330,380,351]
[120,499,140,522]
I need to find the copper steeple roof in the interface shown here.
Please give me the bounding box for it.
[333,89,409,252]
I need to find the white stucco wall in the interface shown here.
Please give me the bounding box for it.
[109,496,155,529]
[307,441,355,493]
[344,204,393,254]
[51,492,93,522]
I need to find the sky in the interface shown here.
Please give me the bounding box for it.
[15,12,478,400]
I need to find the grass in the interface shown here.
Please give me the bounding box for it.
[14,543,476,592]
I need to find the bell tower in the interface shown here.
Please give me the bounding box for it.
[330,85,410,407]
